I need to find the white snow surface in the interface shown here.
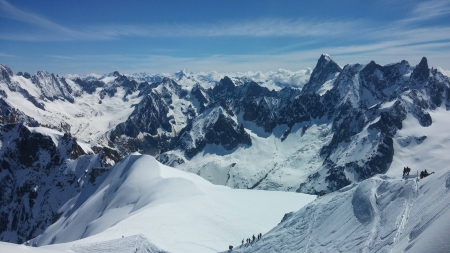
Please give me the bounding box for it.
[0,242,62,253]
[29,154,315,253]
[228,168,450,253]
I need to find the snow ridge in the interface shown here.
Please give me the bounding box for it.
[71,234,167,253]
[229,170,450,253]
[30,154,315,253]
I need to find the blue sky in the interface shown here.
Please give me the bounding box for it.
[1,0,450,76]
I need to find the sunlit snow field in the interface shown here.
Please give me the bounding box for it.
[22,155,315,253]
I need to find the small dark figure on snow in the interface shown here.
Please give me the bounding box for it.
[242,239,244,245]
[403,166,411,176]
[229,245,233,250]
[252,234,256,242]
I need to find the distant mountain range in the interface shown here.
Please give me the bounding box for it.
[1,54,450,244]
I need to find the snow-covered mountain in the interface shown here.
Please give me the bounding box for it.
[2,55,450,193]
[1,55,450,250]
[157,55,450,194]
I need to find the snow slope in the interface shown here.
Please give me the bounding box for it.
[229,168,450,253]
[0,242,61,253]
[388,106,450,177]
[29,154,315,253]
[0,234,167,253]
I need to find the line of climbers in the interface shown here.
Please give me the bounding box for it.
[402,166,434,179]
[228,233,263,250]
[420,170,434,179]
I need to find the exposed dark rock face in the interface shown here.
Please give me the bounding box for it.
[410,57,430,87]
[91,145,122,167]
[16,72,31,79]
[0,98,39,126]
[98,72,141,101]
[0,65,13,83]
[190,83,211,113]
[176,107,252,158]
[73,77,104,94]
[301,54,342,94]
[110,78,193,156]
[0,122,105,244]
[31,71,79,103]
[0,65,45,110]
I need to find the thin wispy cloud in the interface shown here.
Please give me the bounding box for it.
[0,1,366,41]
[47,55,79,60]
[407,0,450,22]
[0,0,80,39]
[2,0,450,74]
[43,38,450,75]
[1,0,449,44]
[0,16,363,41]
[0,52,16,57]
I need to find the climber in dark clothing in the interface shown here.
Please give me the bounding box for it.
[420,170,434,179]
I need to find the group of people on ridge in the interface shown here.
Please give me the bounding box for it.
[402,166,433,179]
[402,166,411,176]
[242,233,262,245]
[420,170,432,179]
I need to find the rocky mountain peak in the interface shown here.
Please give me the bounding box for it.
[362,60,383,73]
[34,70,51,78]
[16,72,31,79]
[0,64,13,83]
[174,69,190,80]
[0,64,13,76]
[31,70,77,103]
[212,76,236,99]
[301,54,342,94]
[410,57,430,87]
